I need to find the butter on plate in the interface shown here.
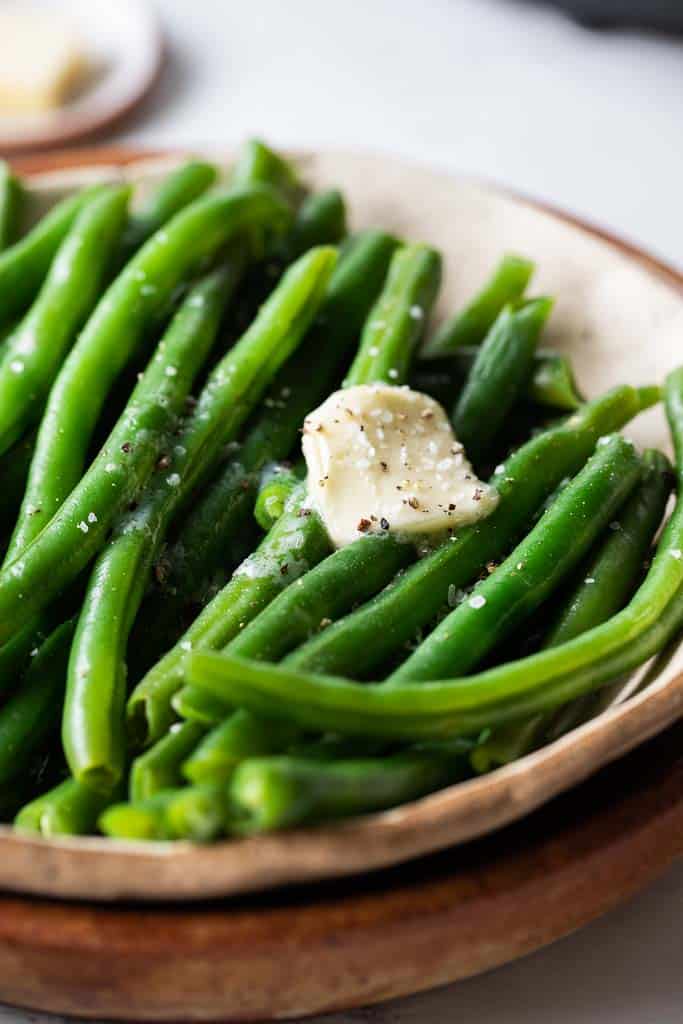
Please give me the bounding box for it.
[0,9,89,115]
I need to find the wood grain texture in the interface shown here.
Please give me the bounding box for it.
[0,146,682,1020]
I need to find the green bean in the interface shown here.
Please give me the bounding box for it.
[0,186,102,328]
[0,265,242,646]
[254,464,301,530]
[528,351,583,411]
[172,686,234,726]
[134,230,399,666]
[0,186,131,455]
[0,162,23,250]
[285,386,658,679]
[413,347,583,412]
[99,785,226,841]
[0,621,73,785]
[0,609,57,696]
[229,534,415,664]
[65,249,337,789]
[128,240,428,748]
[545,449,672,646]
[182,710,301,785]
[186,369,683,744]
[469,448,673,772]
[231,138,303,206]
[280,189,346,260]
[130,720,206,802]
[390,435,641,682]
[229,752,465,833]
[452,298,553,464]
[6,185,290,565]
[14,778,119,837]
[172,246,442,764]
[0,429,35,534]
[117,160,218,266]
[128,483,330,747]
[344,243,441,386]
[422,253,535,357]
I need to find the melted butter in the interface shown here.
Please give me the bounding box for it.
[302,384,498,549]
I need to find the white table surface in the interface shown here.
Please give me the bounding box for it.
[4,1,682,1021]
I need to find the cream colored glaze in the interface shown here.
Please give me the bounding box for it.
[302,384,497,548]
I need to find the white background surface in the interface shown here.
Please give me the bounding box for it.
[3,0,682,1021]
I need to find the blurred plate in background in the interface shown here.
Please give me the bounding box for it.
[0,0,163,153]
[526,0,683,30]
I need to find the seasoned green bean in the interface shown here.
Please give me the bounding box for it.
[133,230,398,666]
[254,463,304,530]
[390,435,641,682]
[231,138,302,206]
[229,751,465,832]
[285,386,658,679]
[127,241,434,747]
[15,778,119,837]
[452,298,553,464]
[0,265,243,643]
[280,189,346,260]
[117,160,217,266]
[185,371,683,744]
[0,186,103,328]
[99,785,226,841]
[165,244,441,746]
[0,621,73,786]
[182,710,301,785]
[130,721,206,802]
[470,448,673,772]
[65,249,337,788]
[6,184,290,564]
[0,163,23,250]
[0,185,131,455]
[413,347,583,412]
[422,253,534,356]
[344,244,441,386]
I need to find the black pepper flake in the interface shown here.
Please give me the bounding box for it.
[121,442,132,453]
[380,461,388,472]
[380,517,390,530]
[473,488,483,502]
[357,518,371,533]
[280,563,289,575]
[297,508,312,518]
[156,454,171,470]
[408,496,419,509]
[448,503,456,511]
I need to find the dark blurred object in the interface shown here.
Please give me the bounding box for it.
[527,0,683,31]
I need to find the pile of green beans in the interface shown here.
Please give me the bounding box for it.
[2,140,679,844]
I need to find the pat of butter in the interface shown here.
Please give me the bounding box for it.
[302,384,498,549]
[0,10,87,114]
